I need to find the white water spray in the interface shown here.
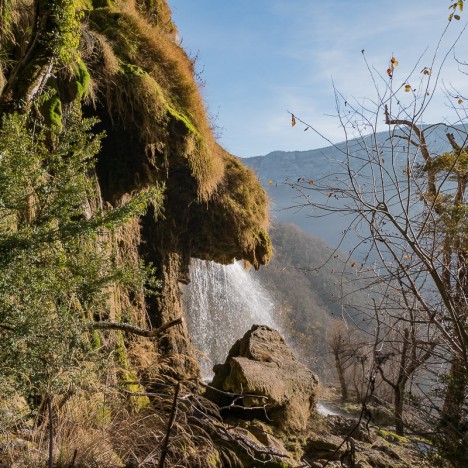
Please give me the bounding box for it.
[183,259,278,378]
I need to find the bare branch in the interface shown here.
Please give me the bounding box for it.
[88,317,183,337]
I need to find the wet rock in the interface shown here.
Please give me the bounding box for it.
[207,325,319,433]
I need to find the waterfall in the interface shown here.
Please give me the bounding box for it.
[182,259,278,378]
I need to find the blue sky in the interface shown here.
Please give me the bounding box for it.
[168,1,467,157]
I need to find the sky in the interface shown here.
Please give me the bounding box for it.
[167,1,467,158]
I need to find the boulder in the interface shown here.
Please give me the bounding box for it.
[207,325,319,433]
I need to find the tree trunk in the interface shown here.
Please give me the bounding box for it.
[394,385,405,436]
[442,353,467,433]
[334,352,348,402]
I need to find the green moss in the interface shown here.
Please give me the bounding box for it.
[119,62,146,77]
[166,104,199,136]
[89,8,119,33]
[377,428,409,445]
[41,94,63,132]
[115,330,128,367]
[92,329,102,348]
[206,453,221,466]
[95,397,111,424]
[69,58,90,100]
[122,370,150,411]
[413,436,432,446]
[76,0,93,11]
[263,462,291,468]
[115,331,149,411]
[48,0,82,67]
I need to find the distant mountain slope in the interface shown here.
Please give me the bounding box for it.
[246,126,468,374]
[244,124,467,247]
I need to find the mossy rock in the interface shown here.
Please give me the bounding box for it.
[377,428,409,445]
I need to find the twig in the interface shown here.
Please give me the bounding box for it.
[158,382,180,468]
[323,364,377,467]
[47,395,53,468]
[68,449,78,467]
[199,380,269,400]
[122,389,167,397]
[200,380,272,420]
[89,317,183,337]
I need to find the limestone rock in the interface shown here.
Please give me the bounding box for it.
[208,325,319,433]
[328,415,375,443]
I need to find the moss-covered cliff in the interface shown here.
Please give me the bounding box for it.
[0,0,271,380]
[0,1,273,463]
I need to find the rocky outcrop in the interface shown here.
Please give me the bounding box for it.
[208,325,319,433]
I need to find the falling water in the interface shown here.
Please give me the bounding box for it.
[182,259,278,378]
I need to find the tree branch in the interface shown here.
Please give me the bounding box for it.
[88,317,183,337]
[158,382,180,468]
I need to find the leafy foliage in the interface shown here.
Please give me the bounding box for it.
[0,109,162,407]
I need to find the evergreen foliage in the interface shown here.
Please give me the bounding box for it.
[0,108,162,415]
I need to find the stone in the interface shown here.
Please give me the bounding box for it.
[328,415,375,443]
[207,325,319,433]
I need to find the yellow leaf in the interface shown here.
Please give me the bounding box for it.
[454,14,461,19]
[387,68,393,78]
[268,180,273,184]
[291,115,296,127]
[458,99,463,105]
[458,0,464,12]
[308,180,314,185]
[391,57,398,66]
[404,84,411,92]
[403,255,410,259]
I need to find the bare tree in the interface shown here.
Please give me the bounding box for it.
[327,320,354,401]
[372,296,437,435]
[289,40,467,449]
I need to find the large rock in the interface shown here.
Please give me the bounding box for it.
[208,325,319,433]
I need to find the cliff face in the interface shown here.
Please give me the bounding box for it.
[0,0,271,379]
[86,0,272,378]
